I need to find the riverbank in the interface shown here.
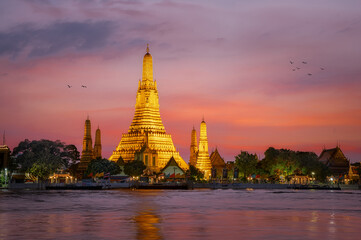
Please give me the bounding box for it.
[5,182,360,190]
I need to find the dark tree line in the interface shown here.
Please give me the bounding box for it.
[235,147,330,182]
[85,158,122,176]
[11,139,80,180]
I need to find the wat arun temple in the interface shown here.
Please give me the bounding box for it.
[79,45,214,177]
[109,45,191,172]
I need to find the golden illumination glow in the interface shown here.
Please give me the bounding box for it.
[109,45,188,171]
[195,120,212,178]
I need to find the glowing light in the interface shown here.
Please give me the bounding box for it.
[109,45,188,171]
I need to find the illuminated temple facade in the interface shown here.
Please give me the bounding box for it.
[109,45,188,172]
[190,120,213,178]
[78,117,102,174]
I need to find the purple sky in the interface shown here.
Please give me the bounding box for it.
[1,0,361,162]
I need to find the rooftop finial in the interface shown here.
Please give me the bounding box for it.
[2,130,5,145]
[146,43,149,53]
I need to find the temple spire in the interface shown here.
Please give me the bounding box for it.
[196,119,212,179]
[190,127,198,167]
[142,44,153,82]
[109,46,189,171]
[83,118,92,150]
[94,127,102,159]
[78,117,94,175]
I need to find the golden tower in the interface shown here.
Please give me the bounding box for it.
[109,45,188,171]
[196,119,212,178]
[93,126,102,159]
[189,127,198,166]
[78,117,94,172]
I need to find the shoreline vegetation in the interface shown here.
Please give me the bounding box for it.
[2,139,360,189]
[5,181,360,191]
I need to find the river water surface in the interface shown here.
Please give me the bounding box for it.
[1,189,360,240]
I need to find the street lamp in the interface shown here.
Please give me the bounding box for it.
[311,172,315,182]
[4,168,7,185]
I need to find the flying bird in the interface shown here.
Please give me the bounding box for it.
[290,61,294,64]
[81,85,87,88]
[296,67,300,70]
[302,61,307,64]
[320,67,325,70]
[307,73,312,76]
[67,85,72,88]
[292,69,296,71]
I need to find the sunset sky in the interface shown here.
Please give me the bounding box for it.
[1,0,361,162]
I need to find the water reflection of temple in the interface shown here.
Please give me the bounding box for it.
[134,209,163,240]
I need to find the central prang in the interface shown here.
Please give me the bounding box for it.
[109,45,188,172]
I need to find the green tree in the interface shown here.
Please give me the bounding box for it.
[86,158,121,176]
[261,148,299,177]
[295,151,330,181]
[11,139,80,180]
[186,165,204,181]
[259,147,330,182]
[0,170,6,185]
[30,162,52,181]
[124,160,146,177]
[235,151,258,180]
[62,144,80,168]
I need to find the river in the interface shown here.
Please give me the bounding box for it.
[1,189,360,240]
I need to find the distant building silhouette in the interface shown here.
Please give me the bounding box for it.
[93,127,102,159]
[210,148,226,179]
[318,146,350,176]
[78,116,93,175]
[0,131,10,170]
[0,145,10,170]
[189,127,198,167]
[78,117,102,177]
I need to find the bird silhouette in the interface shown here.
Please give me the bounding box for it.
[302,61,307,64]
[296,67,300,70]
[290,61,294,64]
[292,69,296,71]
[307,73,312,76]
[81,85,87,88]
[320,67,325,70]
[67,85,72,88]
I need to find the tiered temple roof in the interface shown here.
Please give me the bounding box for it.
[109,45,188,171]
[210,148,226,169]
[318,147,350,176]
